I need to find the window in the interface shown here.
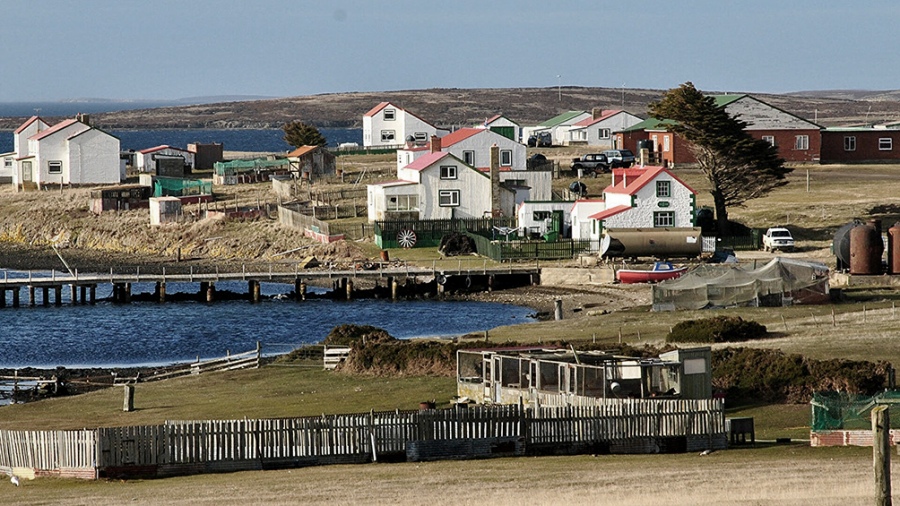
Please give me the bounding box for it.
[3,158,11,168]
[597,128,610,140]
[383,108,395,121]
[500,150,512,166]
[654,211,674,228]
[440,165,457,180]
[844,136,856,151]
[762,135,775,147]
[387,195,418,211]
[438,189,460,207]
[656,180,671,198]
[663,135,670,152]
[48,160,62,174]
[414,132,427,143]
[380,130,395,143]
[533,211,552,221]
[463,150,475,166]
[794,135,809,150]
[880,138,893,151]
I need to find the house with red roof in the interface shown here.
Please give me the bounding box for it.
[1,116,52,183]
[614,94,821,166]
[587,166,697,243]
[135,145,195,173]
[367,148,515,222]
[362,102,448,148]
[567,109,642,148]
[286,145,335,180]
[570,198,606,241]
[9,114,121,188]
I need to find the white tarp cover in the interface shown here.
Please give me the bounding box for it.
[652,257,830,311]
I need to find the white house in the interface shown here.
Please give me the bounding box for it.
[1,116,52,183]
[476,114,520,142]
[362,102,449,148]
[570,198,606,242]
[568,110,643,148]
[516,201,574,239]
[587,166,697,243]
[12,115,121,187]
[522,110,592,147]
[135,145,195,173]
[368,149,515,222]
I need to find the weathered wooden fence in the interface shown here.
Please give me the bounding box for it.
[0,399,725,480]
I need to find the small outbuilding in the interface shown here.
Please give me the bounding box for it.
[149,196,182,225]
[287,145,336,180]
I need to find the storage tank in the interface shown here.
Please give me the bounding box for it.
[601,228,702,258]
[888,222,900,274]
[833,220,864,271]
[849,223,883,275]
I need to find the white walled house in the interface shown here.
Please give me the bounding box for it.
[362,102,449,148]
[368,151,515,222]
[11,116,121,187]
[525,110,592,147]
[516,201,574,239]
[476,114,520,142]
[439,128,526,170]
[570,198,606,242]
[588,166,697,242]
[568,110,643,148]
[135,145,195,173]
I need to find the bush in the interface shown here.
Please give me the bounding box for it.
[323,324,395,346]
[667,316,767,343]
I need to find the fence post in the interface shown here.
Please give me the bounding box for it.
[873,405,891,506]
[123,384,135,412]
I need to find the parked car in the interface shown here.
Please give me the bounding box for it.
[527,131,552,148]
[603,149,636,168]
[570,153,610,176]
[762,227,795,252]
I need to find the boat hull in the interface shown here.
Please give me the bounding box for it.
[616,267,686,284]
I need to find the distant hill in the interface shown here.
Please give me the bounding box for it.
[2,87,899,130]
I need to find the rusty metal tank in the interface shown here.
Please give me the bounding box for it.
[888,222,900,274]
[833,220,864,271]
[849,223,883,275]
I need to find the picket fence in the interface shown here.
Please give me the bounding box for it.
[0,399,725,480]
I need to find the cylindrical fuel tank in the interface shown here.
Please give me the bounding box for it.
[600,227,703,258]
[833,220,864,270]
[888,223,900,274]
[850,224,883,275]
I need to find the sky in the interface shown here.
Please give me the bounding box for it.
[2,1,899,102]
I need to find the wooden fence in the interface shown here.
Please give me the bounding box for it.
[0,399,725,480]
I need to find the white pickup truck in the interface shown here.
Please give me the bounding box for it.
[762,227,795,252]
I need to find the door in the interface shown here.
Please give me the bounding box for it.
[482,355,493,402]
[551,210,564,236]
[22,161,32,183]
[490,126,515,141]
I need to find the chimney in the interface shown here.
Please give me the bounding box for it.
[490,144,501,217]
[76,113,90,125]
[592,108,603,120]
[430,135,441,153]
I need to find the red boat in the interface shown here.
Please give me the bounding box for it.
[616,262,687,284]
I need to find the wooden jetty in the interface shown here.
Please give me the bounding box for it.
[0,263,541,308]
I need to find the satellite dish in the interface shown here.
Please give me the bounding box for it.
[610,381,621,393]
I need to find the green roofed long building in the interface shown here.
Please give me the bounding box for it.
[522,110,591,147]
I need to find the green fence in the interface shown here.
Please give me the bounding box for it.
[715,231,762,251]
[467,233,595,261]
[214,158,291,176]
[153,177,212,197]
[811,391,900,431]
[374,217,517,249]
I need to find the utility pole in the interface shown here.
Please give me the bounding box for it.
[557,75,561,102]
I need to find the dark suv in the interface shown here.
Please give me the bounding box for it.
[602,149,636,168]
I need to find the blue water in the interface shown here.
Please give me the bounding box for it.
[0,278,534,368]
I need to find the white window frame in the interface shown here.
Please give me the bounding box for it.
[414,132,427,143]
[48,160,63,174]
[663,135,670,152]
[844,136,856,151]
[656,180,671,198]
[500,150,512,167]
[438,189,460,207]
[463,150,475,166]
[597,128,610,140]
[3,158,12,168]
[654,211,674,228]
[794,135,809,150]
[440,165,458,180]
[380,130,395,143]
[387,194,418,212]
[879,138,893,151]
[762,135,775,147]
[383,108,395,121]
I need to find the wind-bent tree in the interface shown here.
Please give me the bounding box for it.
[649,82,791,234]
[282,120,327,148]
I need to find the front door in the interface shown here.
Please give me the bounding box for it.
[22,161,32,183]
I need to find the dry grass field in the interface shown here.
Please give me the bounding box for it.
[5,158,900,504]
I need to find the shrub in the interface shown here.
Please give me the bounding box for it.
[323,324,395,346]
[667,316,767,343]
